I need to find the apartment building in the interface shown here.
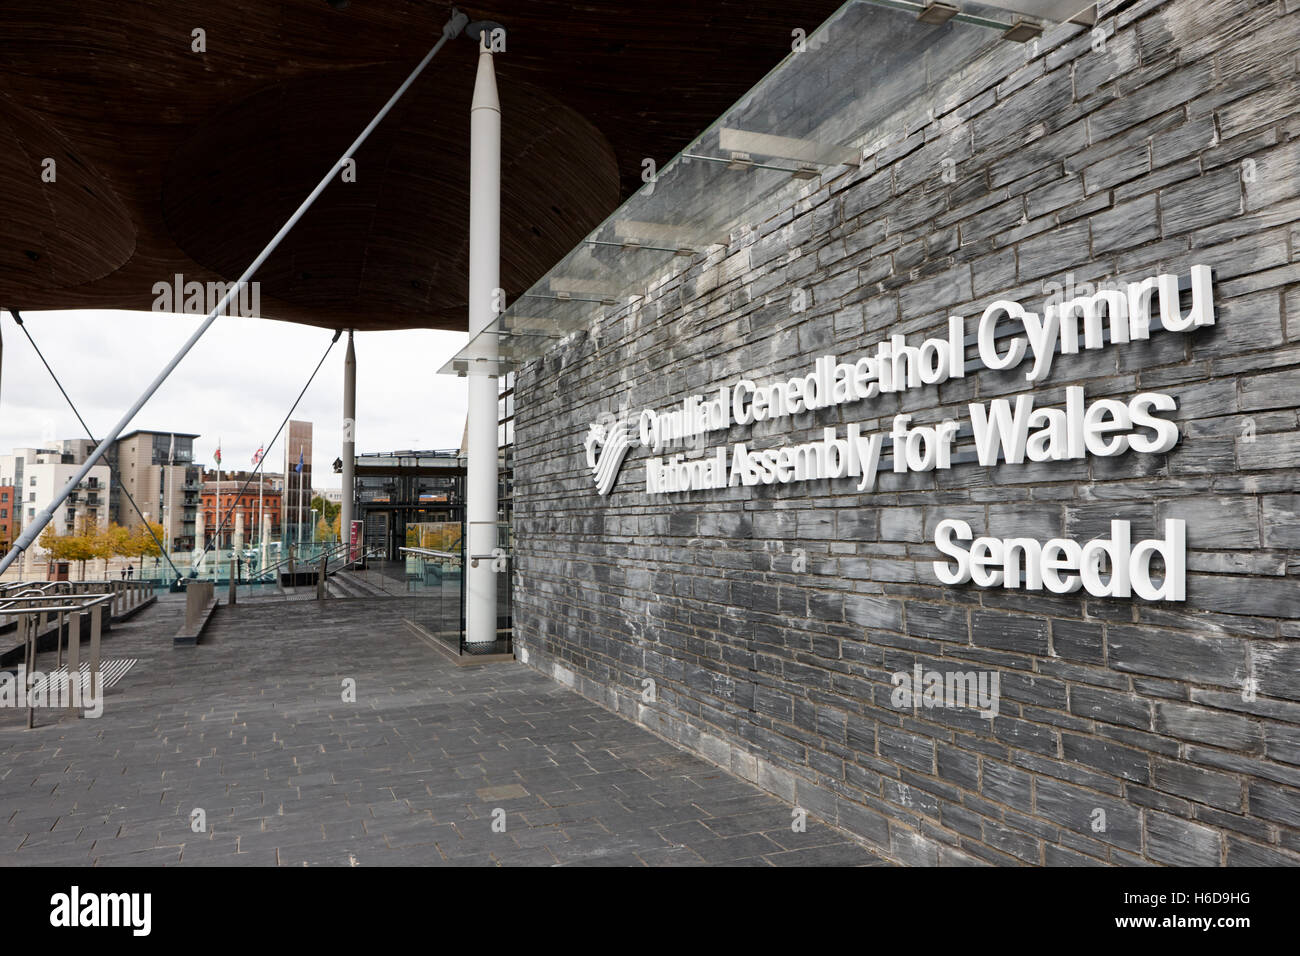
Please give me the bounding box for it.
[107,431,201,553]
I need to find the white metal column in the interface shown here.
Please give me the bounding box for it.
[340,330,356,555]
[465,42,500,645]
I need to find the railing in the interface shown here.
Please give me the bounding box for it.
[0,589,115,728]
[0,579,157,623]
[120,540,345,592]
[395,546,467,654]
[218,541,380,600]
[395,542,511,657]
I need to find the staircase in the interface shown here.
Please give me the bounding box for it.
[325,570,391,599]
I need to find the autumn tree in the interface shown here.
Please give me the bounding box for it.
[96,523,132,577]
[41,518,98,580]
[39,524,74,576]
[131,521,165,565]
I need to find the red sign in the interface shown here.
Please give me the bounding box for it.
[349,520,363,562]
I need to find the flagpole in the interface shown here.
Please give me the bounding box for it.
[165,432,175,563]
[257,452,263,570]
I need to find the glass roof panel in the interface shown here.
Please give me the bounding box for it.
[441,0,1084,376]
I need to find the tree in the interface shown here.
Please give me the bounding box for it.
[39,524,73,574]
[311,495,340,526]
[97,523,132,577]
[132,521,165,565]
[42,517,98,580]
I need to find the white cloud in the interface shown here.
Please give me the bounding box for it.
[0,309,469,489]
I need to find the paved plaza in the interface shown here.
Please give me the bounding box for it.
[0,593,885,866]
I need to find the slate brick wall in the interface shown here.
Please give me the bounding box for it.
[511,0,1300,865]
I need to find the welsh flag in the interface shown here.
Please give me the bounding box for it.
[214,441,222,466]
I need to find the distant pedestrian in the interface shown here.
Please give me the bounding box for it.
[126,564,134,580]
[120,567,127,580]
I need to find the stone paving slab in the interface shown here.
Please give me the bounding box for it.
[0,594,888,866]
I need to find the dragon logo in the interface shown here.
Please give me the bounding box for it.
[583,414,632,496]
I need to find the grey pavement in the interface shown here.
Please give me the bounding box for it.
[0,592,887,866]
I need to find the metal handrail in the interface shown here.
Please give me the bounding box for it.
[0,593,114,615]
[398,546,463,561]
[336,545,382,573]
[4,590,114,729]
[236,541,349,582]
[225,542,381,589]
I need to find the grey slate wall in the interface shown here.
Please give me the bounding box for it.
[511,0,1300,865]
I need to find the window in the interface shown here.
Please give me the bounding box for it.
[0,509,6,518]
[29,476,36,486]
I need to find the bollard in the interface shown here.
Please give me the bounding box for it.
[229,557,237,606]
[25,616,35,730]
[317,553,327,600]
[90,603,102,677]
[67,609,81,717]
[184,585,199,634]
[184,580,213,637]
[89,602,103,717]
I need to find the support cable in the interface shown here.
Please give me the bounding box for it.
[0,6,470,575]
[197,329,340,576]
[6,308,184,582]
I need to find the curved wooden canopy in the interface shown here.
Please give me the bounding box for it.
[0,0,846,331]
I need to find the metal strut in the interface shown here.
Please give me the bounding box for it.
[0,7,469,575]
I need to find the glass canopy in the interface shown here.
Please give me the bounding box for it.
[440,0,1091,377]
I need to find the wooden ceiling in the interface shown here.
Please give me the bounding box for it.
[0,0,848,331]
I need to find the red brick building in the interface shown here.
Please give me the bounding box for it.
[200,476,281,548]
[0,485,14,554]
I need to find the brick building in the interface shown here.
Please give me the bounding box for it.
[200,474,282,549]
[0,485,13,554]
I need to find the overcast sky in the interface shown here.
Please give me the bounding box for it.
[0,309,470,490]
